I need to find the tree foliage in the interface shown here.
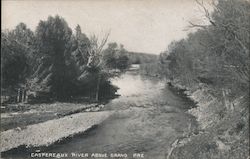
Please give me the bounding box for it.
[163,0,250,95]
[1,23,35,88]
[31,16,74,99]
[1,15,118,102]
[102,43,130,70]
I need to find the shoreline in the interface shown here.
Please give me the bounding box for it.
[0,102,109,132]
[1,110,114,153]
[167,80,249,159]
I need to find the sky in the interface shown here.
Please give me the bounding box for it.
[2,0,212,54]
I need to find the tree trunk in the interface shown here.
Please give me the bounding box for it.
[17,88,21,103]
[95,74,101,102]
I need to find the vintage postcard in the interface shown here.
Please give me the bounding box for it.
[1,0,249,159]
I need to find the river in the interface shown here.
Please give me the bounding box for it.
[3,68,197,159]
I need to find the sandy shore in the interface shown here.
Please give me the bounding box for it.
[1,111,113,152]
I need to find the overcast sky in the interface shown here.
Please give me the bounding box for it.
[2,0,212,54]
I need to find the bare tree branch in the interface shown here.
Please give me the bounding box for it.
[86,31,110,67]
[195,0,216,26]
[188,21,209,29]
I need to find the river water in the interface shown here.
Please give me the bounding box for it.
[3,68,197,159]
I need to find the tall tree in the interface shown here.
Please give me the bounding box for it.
[34,15,73,99]
[1,23,35,88]
[73,24,90,66]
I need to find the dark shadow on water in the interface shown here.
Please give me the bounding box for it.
[167,84,197,109]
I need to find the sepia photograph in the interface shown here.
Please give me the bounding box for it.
[1,0,249,159]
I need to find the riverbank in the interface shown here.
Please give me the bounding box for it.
[1,102,107,131]
[1,101,115,154]
[168,81,249,159]
[1,110,113,152]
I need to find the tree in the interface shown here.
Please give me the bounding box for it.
[115,45,130,70]
[72,24,90,66]
[1,32,28,87]
[102,42,118,68]
[76,32,111,101]
[33,15,73,100]
[102,43,130,70]
[1,23,35,88]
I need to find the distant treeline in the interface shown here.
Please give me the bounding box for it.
[126,52,161,76]
[127,52,158,64]
[102,42,130,70]
[135,53,167,77]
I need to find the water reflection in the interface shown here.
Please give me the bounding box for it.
[112,72,165,97]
